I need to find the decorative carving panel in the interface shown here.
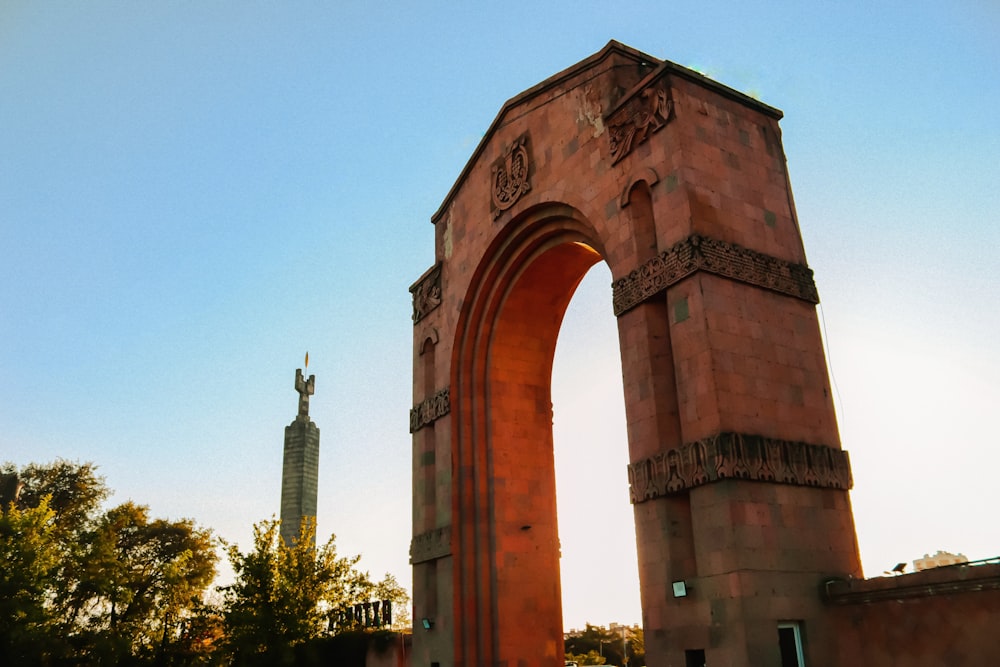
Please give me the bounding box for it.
[607,85,673,164]
[612,234,819,316]
[410,525,452,564]
[491,134,531,218]
[627,432,852,504]
[410,263,442,324]
[409,387,450,433]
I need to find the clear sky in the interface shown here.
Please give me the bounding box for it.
[2,2,998,631]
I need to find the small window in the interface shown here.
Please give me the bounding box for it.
[778,622,805,667]
[685,648,706,667]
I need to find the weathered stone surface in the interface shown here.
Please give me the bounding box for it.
[410,525,451,564]
[409,387,449,433]
[627,432,852,503]
[409,263,442,324]
[611,233,819,316]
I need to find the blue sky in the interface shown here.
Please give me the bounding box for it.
[2,2,998,629]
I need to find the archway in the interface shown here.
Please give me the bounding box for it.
[409,42,861,667]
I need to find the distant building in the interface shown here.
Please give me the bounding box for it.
[564,622,640,641]
[914,550,969,571]
[279,366,320,546]
[608,622,640,635]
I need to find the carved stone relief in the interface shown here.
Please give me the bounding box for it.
[409,387,450,433]
[410,525,452,564]
[627,432,852,504]
[612,234,819,316]
[491,134,531,218]
[607,85,673,164]
[410,263,442,324]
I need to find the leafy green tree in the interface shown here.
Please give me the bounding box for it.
[566,624,616,664]
[71,501,217,661]
[3,459,111,643]
[3,461,106,624]
[7,459,109,538]
[1,460,218,666]
[371,572,410,631]
[0,497,61,664]
[565,623,645,666]
[627,627,645,666]
[565,648,606,665]
[219,517,371,664]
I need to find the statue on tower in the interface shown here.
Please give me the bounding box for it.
[295,368,315,420]
[282,353,320,547]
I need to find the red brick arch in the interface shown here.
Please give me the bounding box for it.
[410,42,861,667]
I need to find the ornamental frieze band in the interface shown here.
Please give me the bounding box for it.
[409,263,442,324]
[627,432,852,504]
[491,134,531,218]
[410,525,451,564]
[607,85,674,164]
[611,234,819,316]
[409,387,450,433]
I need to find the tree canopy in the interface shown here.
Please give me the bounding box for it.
[1,460,412,666]
[1,460,218,666]
[564,623,645,667]
[0,496,61,662]
[219,516,408,665]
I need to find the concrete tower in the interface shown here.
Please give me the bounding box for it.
[280,365,320,546]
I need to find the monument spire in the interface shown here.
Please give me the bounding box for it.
[280,355,320,546]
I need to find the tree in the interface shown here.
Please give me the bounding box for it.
[0,497,61,664]
[1,460,218,666]
[3,460,111,644]
[71,501,218,662]
[565,623,645,666]
[219,517,371,664]
[627,627,645,666]
[7,459,109,539]
[170,596,226,666]
[565,648,607,665]
[371,573,410,631]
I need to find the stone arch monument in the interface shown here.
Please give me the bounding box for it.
[409,41,861,667]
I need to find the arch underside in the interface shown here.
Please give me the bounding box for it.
[453,208,606,665]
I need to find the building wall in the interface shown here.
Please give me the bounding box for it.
[365,633,412,667]
[826,563,1000,665]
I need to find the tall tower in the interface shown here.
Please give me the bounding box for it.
[280,365,320,546]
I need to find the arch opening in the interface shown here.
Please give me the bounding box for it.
[449,209,625,665]
[552,262,640,633]
[484,238,602,662]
